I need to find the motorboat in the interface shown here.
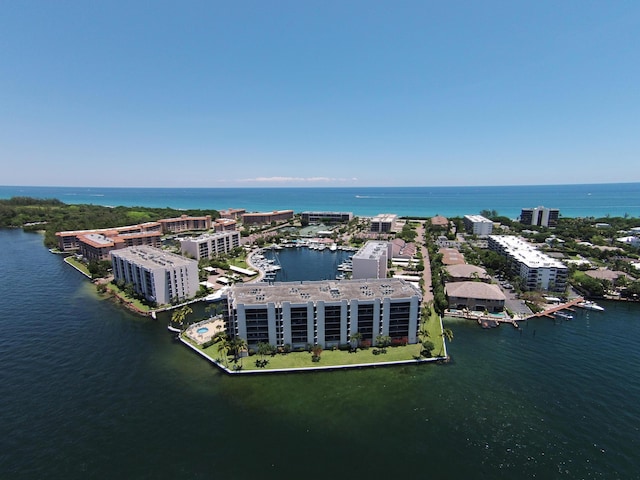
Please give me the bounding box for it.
[577,300,605,311]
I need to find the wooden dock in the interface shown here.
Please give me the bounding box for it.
[529,297,584,319]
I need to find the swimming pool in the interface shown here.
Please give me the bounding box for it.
[196,327,209,334]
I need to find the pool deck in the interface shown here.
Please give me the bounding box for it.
[184,318,225,345]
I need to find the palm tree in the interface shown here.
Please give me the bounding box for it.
[218,334,231,365]
[439,327,453,357]
[442,328,454,342]
[230,337,248,364]
[170,305,193,330]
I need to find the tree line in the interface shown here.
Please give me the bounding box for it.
[0,196,219,248]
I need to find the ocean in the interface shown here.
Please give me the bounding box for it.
[2,226,639,479]
[1,183,640,218]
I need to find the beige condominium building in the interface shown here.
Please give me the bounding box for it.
[179,231,241,260]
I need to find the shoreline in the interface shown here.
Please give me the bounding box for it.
[177,333,449,375]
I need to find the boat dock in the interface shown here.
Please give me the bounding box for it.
[528,297,584,320]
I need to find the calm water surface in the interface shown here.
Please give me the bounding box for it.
[2,183,639,218]
[2,229,639,479]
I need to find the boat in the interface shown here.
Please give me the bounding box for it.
[167,325,181,333]
[555,311,573,320]
[577,301,605,311]
[329,243,337,252]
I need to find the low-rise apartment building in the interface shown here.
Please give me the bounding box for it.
[56,222,162,252]
[158,215,212,233]
[241,210,294,226]
[180,231,241,260]
[219,208,246,220]
[78,230,162,262]
[301,211,353,224]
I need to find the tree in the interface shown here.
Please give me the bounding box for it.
[230,337,248,362]
[257,342,273,359]
[442,328,454,343]
[171,305,193,330]
[376,335,392,348]
[421,340,435,358]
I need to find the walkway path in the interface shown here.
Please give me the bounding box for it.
[416,221,434,303]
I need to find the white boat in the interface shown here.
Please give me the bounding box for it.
[329,243,337,251]
[577,301,605,311]
[555,311,573,320]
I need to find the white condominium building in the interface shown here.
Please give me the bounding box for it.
[226,278,422,349]
[111,246,199,305]
[520,206,559,227]
[180,231,241,260]
[488,235,568,292]
[351,241,392,280]
[370,213,397,233]
[463,215,494,236]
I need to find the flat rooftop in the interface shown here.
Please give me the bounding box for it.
[110,246,197,268]
[353,241,389,260]
[489,235,567,269]
[229,278,421,306]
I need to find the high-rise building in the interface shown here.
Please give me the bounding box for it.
[226,278,422,349]
[111,246,199,305]
[520,206,559,227]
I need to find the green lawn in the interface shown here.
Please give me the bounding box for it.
[104,283,152,313]
[185,309,446,372]
[65,256,91,276]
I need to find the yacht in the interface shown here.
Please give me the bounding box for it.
[577,300,605,311]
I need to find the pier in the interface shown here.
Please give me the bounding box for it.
[528,297,584,320]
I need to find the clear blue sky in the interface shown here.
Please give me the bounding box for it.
[1,1,638,188]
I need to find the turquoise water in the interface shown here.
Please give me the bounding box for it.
[2,228,639,479]
[2,183,639,218]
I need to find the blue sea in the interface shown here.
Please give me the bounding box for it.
[1,183,640,218]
